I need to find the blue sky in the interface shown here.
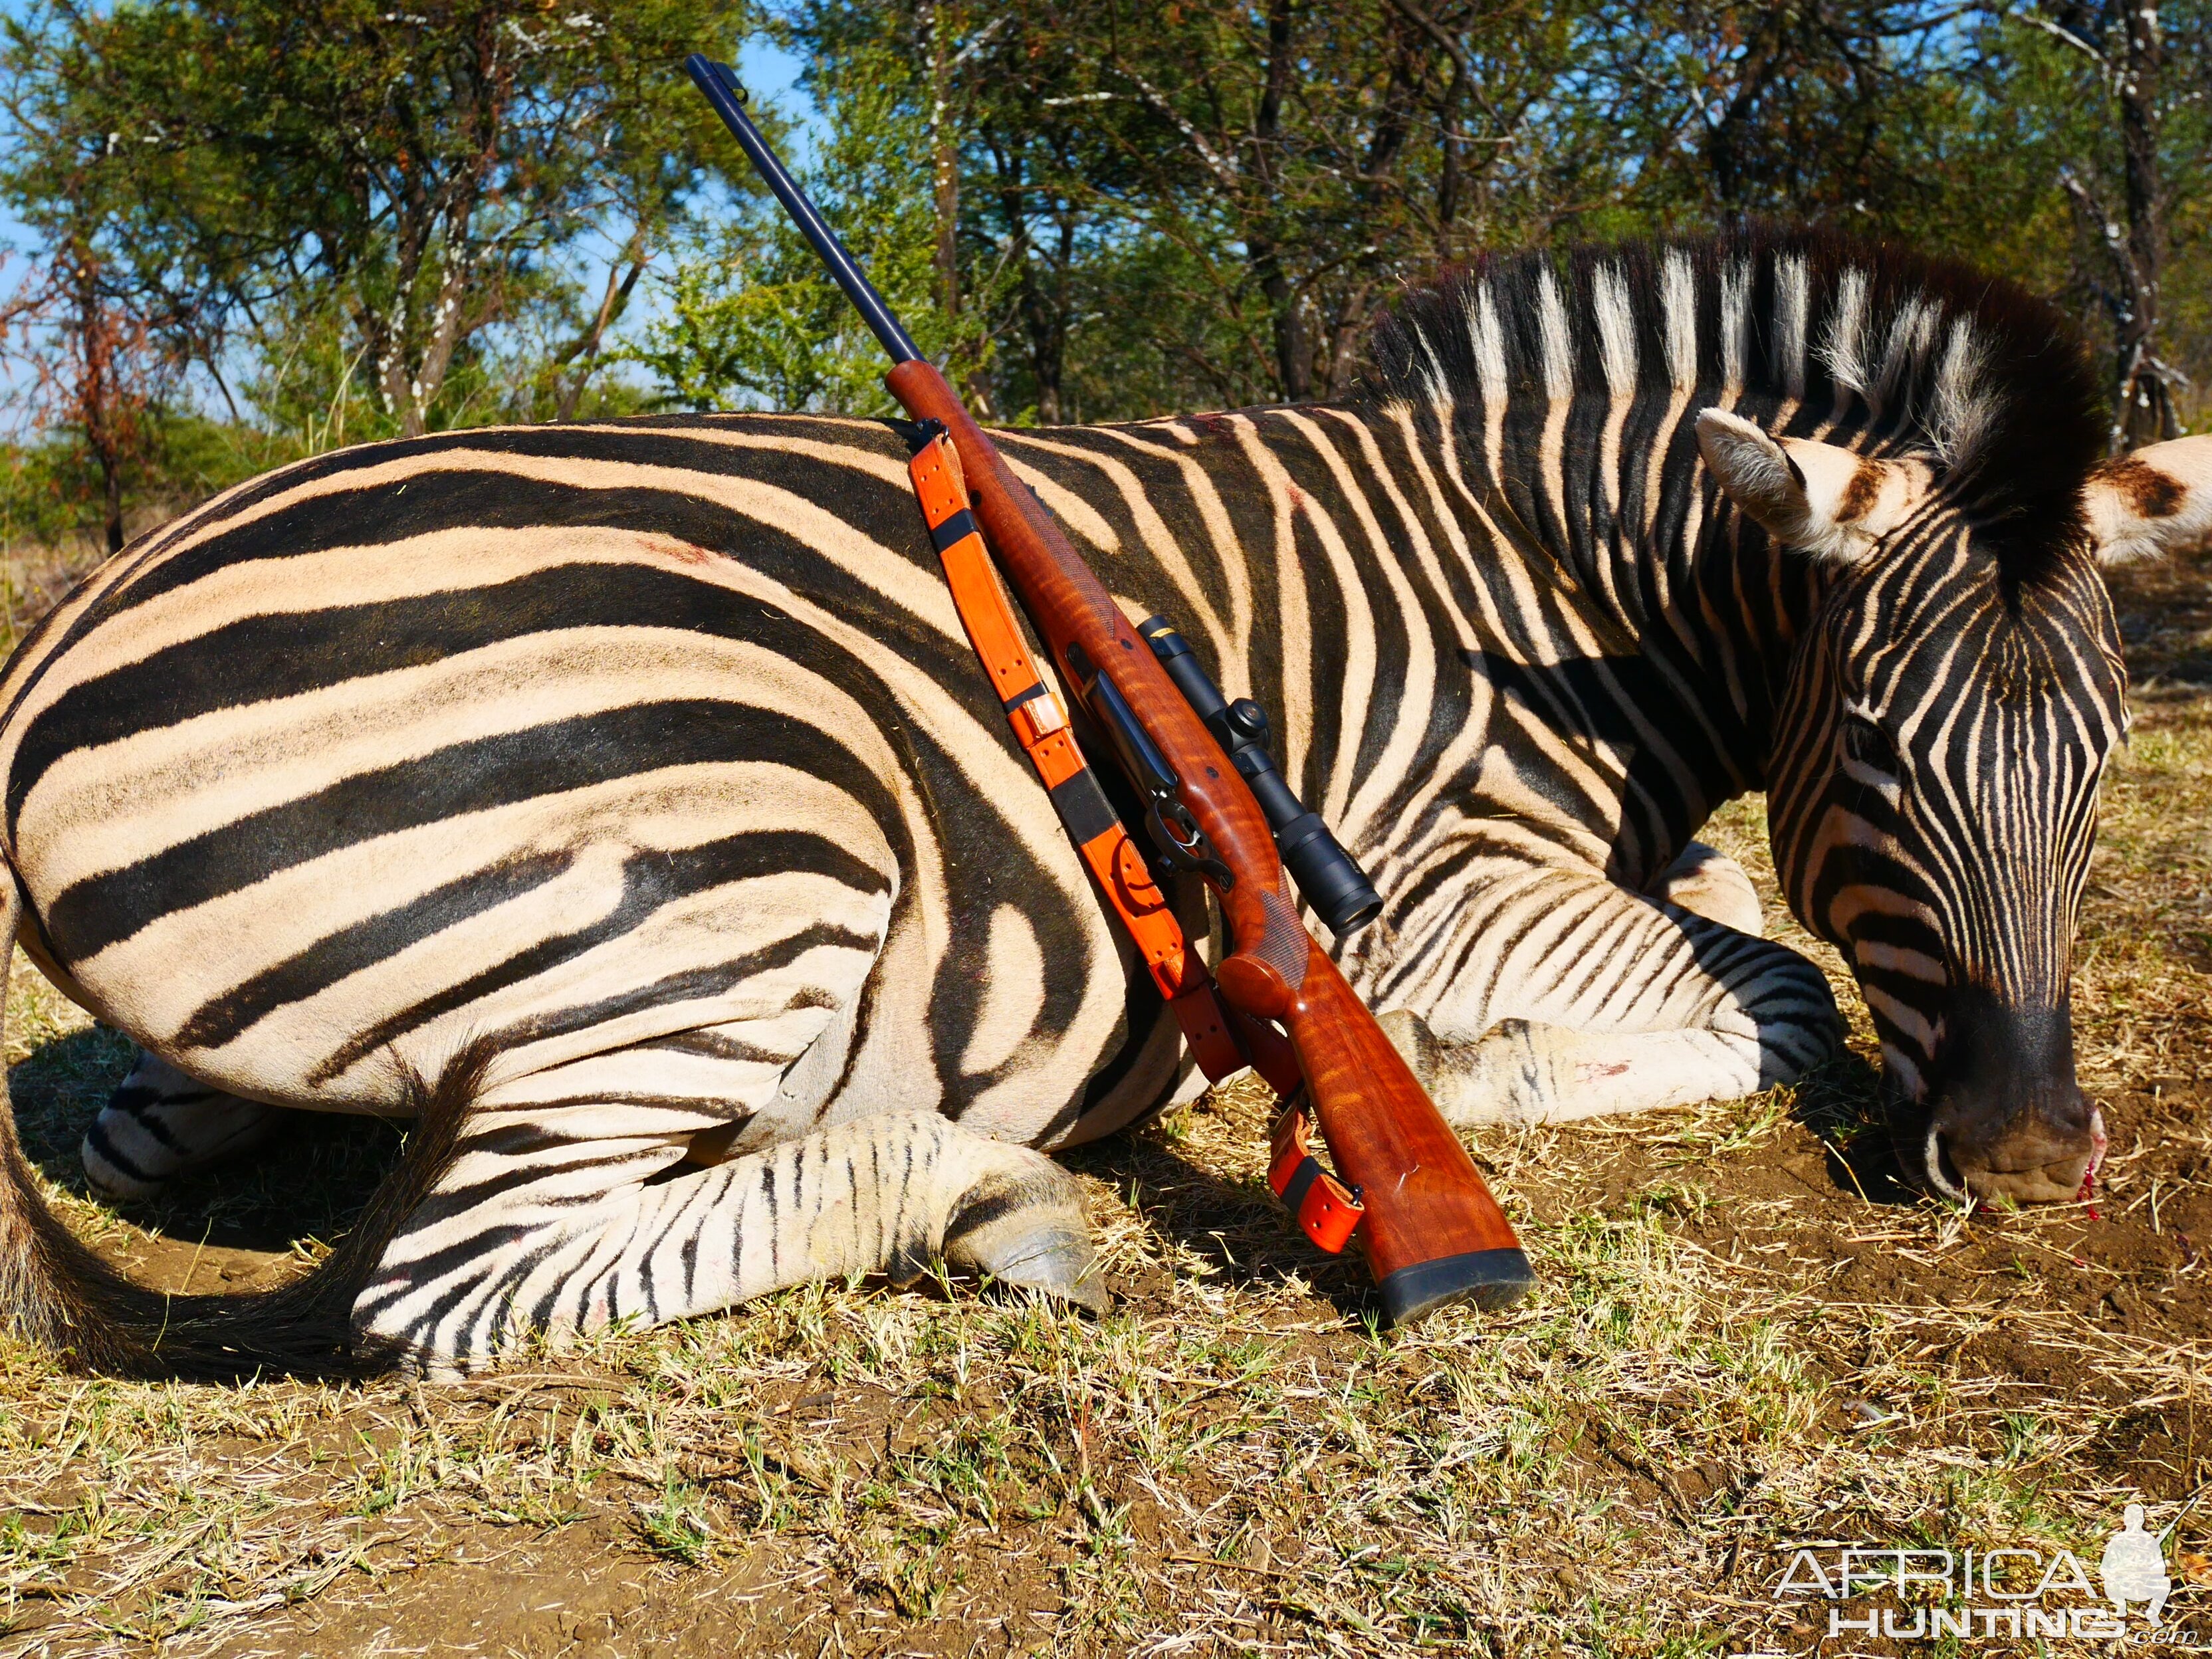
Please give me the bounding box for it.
[738,37,818,158]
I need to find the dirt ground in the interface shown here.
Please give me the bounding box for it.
[0,546,2207,1657]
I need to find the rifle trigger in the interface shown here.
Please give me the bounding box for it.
[1146,797,1232,889]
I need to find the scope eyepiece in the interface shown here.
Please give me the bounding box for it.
[1225,699,1270,746]
[1137,615,1383,937]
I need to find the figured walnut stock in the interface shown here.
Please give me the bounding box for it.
[885,360,1530,1321]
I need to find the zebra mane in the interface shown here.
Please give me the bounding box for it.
[1359,227,2108,583]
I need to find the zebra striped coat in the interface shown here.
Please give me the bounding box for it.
[1,230,2206,1375]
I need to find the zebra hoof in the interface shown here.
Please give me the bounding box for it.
[943,1155,1109,1314]
[1377,1006,1447,1091]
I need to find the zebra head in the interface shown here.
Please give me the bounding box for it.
[1700,413,2212,1205]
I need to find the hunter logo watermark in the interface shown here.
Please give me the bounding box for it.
[1772,1507,2176,1640]
[2103,1505,2173,1628]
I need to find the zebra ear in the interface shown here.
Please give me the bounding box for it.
[2081,436,2212,566]
[1695,409,1926,564]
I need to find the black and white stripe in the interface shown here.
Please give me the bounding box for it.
[3,229,2199,1374]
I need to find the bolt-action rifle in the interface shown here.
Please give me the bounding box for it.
[685,55,1532,1325]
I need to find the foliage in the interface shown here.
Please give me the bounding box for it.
[739,0,2212,430]
[0,431,98,550]
[0,0,2208,540]
[0,0,748,445]
[627,45,995,415]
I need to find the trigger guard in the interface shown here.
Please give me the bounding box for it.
[1146,798,1232,889]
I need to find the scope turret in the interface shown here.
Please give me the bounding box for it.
[1137,615,1383,937]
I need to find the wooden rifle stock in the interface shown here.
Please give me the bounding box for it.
[680,56,1529,1322]
[886,362,1532,1323]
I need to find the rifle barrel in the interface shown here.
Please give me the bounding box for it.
[685,56,1533,1325]
[683,55,922,367]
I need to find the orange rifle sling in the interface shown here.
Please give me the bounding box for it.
[1268,1099,1366,1254]
[907,433,1246,1085]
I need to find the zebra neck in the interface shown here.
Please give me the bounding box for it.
[1444,384,1822,802]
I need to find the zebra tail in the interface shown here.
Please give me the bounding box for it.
[0,873,482,1378]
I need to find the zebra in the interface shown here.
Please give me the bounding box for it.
[1,229,2205,1377]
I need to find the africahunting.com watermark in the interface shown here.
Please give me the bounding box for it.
[1760,1505,2186,1644]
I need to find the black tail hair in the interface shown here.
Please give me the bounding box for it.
[0,873,483,1379]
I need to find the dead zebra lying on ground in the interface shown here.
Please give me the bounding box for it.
[1,230,2206,1377]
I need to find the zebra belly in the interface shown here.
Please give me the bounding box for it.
[21,731,905,1110]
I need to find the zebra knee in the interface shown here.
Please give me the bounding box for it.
[1739,954,1844,1083]
[1648,841,1765,936]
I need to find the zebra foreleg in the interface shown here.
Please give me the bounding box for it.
[354,1107,1104,1377]
[80,1050,286,1200]
[1377,864,1839,1129]
[1381,1008,1802,1127]
[1643,840,1765,937]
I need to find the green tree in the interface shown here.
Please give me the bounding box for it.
[629,41,994,415]
[4,0,2205,484]
[1,0,748,449]
[1996,0,2210,442]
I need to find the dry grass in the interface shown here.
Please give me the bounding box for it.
[0,540,108,663]
[0,550,2205,1656]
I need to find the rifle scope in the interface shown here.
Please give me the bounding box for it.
[1138,617,1383,937]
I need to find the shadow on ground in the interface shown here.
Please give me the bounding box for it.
[1782,1048,1926,1206]
[11,1025,406,1262]
[7,1017,1916,1302]
[1063,1112,1383,1321]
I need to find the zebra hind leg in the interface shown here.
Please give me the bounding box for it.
[80,1050,286,1200]
[354,1107,1104,1377]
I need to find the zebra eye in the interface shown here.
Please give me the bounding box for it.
[1838,715,1900,782]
